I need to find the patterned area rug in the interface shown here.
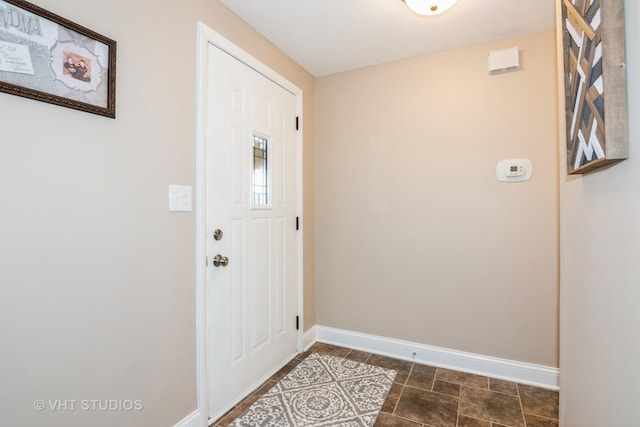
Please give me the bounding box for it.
[230,353,397,426]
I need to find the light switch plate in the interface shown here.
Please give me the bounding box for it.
[169,185,192,212]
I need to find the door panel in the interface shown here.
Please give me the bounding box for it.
[206,44,298,421]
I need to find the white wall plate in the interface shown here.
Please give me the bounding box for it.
[169,185,193,211]
[496,159,532,182]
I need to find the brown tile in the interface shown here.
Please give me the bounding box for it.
[394,386,458,427]
[517,384,559,419]
[433,380,461,397]
[459,386,525,427]
[458,415,490,427]
[216,418,232,427]
[308,342,351,357]
[216,394,257,427]
[295,350,312,360]
[489,378,518,395]
[367,354,414,384]
[524,414,559,427]
[406,363,436,390]
[381,383,404,413]
[436,368,488,389]
[271,358,302,381]
[215,405,238,427]
[345,349,371,363]
[251,379,276,399]
[375,412,423,426]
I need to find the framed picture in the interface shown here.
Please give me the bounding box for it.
[0,0,116,118]
[561,0,628,174]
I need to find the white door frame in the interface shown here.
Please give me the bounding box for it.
[195,22,304,426]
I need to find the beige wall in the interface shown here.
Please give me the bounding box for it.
[316,30,559,367]
[559,0,640,424]
[0,1,314,426]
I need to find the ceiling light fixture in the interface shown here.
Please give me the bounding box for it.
[404,0,459,16]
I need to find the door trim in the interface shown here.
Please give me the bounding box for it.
[195,22,304,426]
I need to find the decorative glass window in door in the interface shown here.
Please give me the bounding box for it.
[252,135,269,206]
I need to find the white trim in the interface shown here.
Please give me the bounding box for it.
[295,87,305,354]
[195,21,305,426]
[195,21,209,427]
[315,326,559,390]
[199,25,301,97]
[173,410,202,427]
[303,326,317,350]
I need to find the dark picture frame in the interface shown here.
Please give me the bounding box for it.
[561,0,628,174]
[0,0,116,118]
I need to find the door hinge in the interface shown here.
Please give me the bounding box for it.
[296,316,300,330]
[206,256,208,267]
[296,116,299,131]
[296,216,299,231]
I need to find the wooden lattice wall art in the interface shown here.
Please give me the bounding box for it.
[562,0,629,174]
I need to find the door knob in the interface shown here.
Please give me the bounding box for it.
[212,254,229,267]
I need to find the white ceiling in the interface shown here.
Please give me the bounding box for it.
[220,0,557,77]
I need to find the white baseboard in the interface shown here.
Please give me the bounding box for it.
[173,409,202,427]
[314,325,559,390]
[303,325,317,350]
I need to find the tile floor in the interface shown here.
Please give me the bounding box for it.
[214,342,559,427]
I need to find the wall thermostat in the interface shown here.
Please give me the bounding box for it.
[496,159,532,182]
[506,164,525,177]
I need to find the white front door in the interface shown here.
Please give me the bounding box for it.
[205,44,300,421]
